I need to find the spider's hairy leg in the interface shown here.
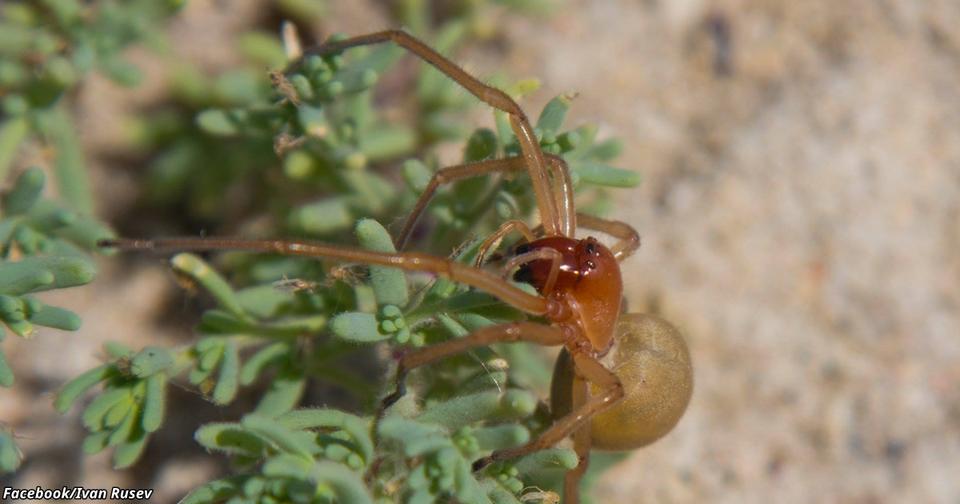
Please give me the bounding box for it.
[97,237,556,316]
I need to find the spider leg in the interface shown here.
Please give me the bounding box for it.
[397,156,527,250]
[544,154,576,237]
[576,213,640,260]
[378,322,567,412]
[398,155,575,251]
[501,247,562,294]
[474,219,536,267]
[295,30,565,238]
[399,153,577,253]
[564,376,591,504]
[472,349,623,471]
[99,237,562,317]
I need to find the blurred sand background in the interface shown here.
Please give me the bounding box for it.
[3,0,959,502]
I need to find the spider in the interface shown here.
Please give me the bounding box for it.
[100,30,693,503]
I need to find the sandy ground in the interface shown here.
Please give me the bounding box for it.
[3,0,959,502]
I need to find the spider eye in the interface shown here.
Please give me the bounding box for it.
[585,240,597,256]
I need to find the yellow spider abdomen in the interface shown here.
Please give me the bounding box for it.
[551,313,693,450]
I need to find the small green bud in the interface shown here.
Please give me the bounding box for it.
[304,55,325,73]
[379,319,397,333]
[325,80,344,96]
[288,73,313,100]
[283,150,315,179]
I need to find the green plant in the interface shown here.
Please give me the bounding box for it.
[0,0,182,473]
[4,1,644,501]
